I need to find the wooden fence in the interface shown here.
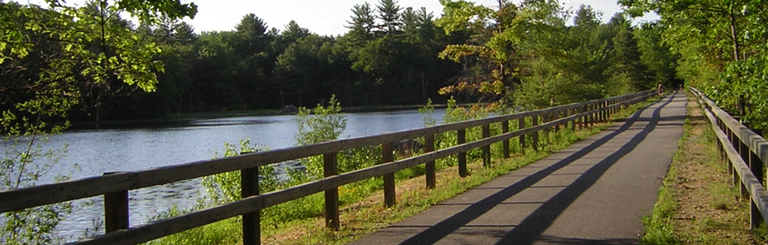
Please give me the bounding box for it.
[690,87,768,230]
[0,91,654,245]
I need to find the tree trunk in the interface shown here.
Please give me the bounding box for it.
[729,11,740,62]
[728,9,747,116]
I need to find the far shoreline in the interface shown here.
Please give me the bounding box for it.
[66,104,462,131]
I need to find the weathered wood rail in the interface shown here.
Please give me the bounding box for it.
[690,87,768,230]
[0,91,654,245]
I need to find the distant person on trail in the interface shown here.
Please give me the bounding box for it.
[657,84,664,96]
[679,84,683,91]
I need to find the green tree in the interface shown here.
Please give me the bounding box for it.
[172,22,198,45]
[232,14,275,109]
[189,31,242,111]
[402,7,451,101]
[345,2,376,48]
[635,22,679,89]
[622,0,768,130]
[274,34,335,107]
[607,16,652,93]
[135,21,198,116]
[0,0,196,243]
[573,4,601,27]
[513,5,643,109]
[435,0,561,104]
[376,0,403,35]
[295,95,347,177]
[273,20,311,55]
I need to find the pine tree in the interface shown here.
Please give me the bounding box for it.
[376,0,403,35]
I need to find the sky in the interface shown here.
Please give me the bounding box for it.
[180,0,658,36]
[24,0,658,36]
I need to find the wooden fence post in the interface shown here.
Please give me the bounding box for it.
[731,130,739,187]
[582,105,588,129]
[608,100,613,117]
[589,103,595,127]
[561,109,566,129]
[593,102,599,123]
[621,97,627,110]
[597,101,602,122]
[571,108,577,132]
[502,120,510,158]
[458,129,468,177]
[482,123,491,167]
[598,101,604,122]
[425,135,436,189]
[610,99,614,117]
[532,114,539,151]
[323,153,340,229]
[715,118,725,163]
[720,120,727,167]
[750,151,764,187]
[584,104,592,128]
[543,113,550,145]
[595,102,599,124]
[738,141,747,199]
[519,117,526,153]
[727,129,735,175]
[548,112,554,141]
[750,150,765,229]
[752,200,764,229]
[241,166,260,245]
[577,106,584,130]
[381,142,396,207]
[560,109,565,130]
[104,172,128,234]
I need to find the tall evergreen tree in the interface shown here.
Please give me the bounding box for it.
[609,24,652,92]
[572,4,601,27]
[345,2,376,48]
[376,0,403,35]
[232,14,276,109]
[172,22,198,45]
[234,14,271,56]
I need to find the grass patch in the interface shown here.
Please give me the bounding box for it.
[640,119,687,245]
[640,93,765,245]
[146,218,241,245]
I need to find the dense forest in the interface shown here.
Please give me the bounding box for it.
[622,0,768,132]
[1,0,681,126]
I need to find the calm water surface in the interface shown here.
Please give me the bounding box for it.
[6,109,445,239]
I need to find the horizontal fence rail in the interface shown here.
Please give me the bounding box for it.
[689,87,768,230]
[0,90,654,245]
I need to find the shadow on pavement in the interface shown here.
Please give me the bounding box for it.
[534,235,636,245]
[396,94,678,245]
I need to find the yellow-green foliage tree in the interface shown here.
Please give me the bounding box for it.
[435,0,562,105]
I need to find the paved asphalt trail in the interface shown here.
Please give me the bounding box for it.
[349,92,686,245]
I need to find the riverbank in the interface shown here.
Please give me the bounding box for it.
[67,104,472,131]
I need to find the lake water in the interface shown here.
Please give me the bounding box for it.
[2,109,445,240]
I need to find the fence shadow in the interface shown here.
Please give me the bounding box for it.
[397,95,677,245]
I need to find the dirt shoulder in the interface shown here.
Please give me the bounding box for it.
[643,94,763,244]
